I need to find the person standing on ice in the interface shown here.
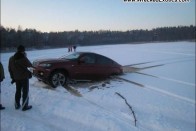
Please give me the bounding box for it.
[73,45,77,52]
[0,62,5,110]
[8,45,33,111]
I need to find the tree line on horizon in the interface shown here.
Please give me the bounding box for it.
[0,25,195,51]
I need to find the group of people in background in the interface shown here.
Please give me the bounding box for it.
[0,45,33,111]
[68,45,77,52]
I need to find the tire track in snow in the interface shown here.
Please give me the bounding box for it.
[153,50,195,56]
[122,64,164,74]
[134,48,195,57]
[114,76,195,105]
[123,58,195,88]
[124,57,194,69]
[145,84,195,104]
[135,72,195,87]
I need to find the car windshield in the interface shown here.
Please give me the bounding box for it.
[60,52,81,60]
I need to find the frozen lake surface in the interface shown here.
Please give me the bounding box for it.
[1,41,195,131]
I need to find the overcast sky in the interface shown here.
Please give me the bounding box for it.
[1,0,195,32]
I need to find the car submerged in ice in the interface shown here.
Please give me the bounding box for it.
[32,52,123,88]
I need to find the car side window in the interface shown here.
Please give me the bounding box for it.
[80,54,96,64]
[97,55,113,65]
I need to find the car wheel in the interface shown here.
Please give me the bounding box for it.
[50,71,67,88]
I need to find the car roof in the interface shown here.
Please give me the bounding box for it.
[82,52,110,57]
[77,52,114,60]
[75,52,99,55]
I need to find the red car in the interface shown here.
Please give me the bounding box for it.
[32,52,123,88]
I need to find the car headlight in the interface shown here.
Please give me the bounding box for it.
[39,63,52,68]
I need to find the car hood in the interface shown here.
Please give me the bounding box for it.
[33,58,70,66]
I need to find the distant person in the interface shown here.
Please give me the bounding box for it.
[73,45,77,52]
[68,45,73,52]
[0,62,5,110]
[70,45,73,52]
[68,46,70,52]
[8,45,33,111]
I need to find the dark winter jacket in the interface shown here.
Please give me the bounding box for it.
[0,62,5,82]
[9,52,32,80]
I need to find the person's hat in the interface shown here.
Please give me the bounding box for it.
[17,45,25,52]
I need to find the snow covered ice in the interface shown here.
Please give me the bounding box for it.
[1,41,195,131]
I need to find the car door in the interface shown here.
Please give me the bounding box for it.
[95,55,112,77]
[72,53,97,80]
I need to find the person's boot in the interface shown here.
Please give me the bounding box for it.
[15,103,21,110]
[0,104,5,110]
[22,105,32,111]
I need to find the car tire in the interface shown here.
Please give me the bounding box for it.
[49,71,67,88]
